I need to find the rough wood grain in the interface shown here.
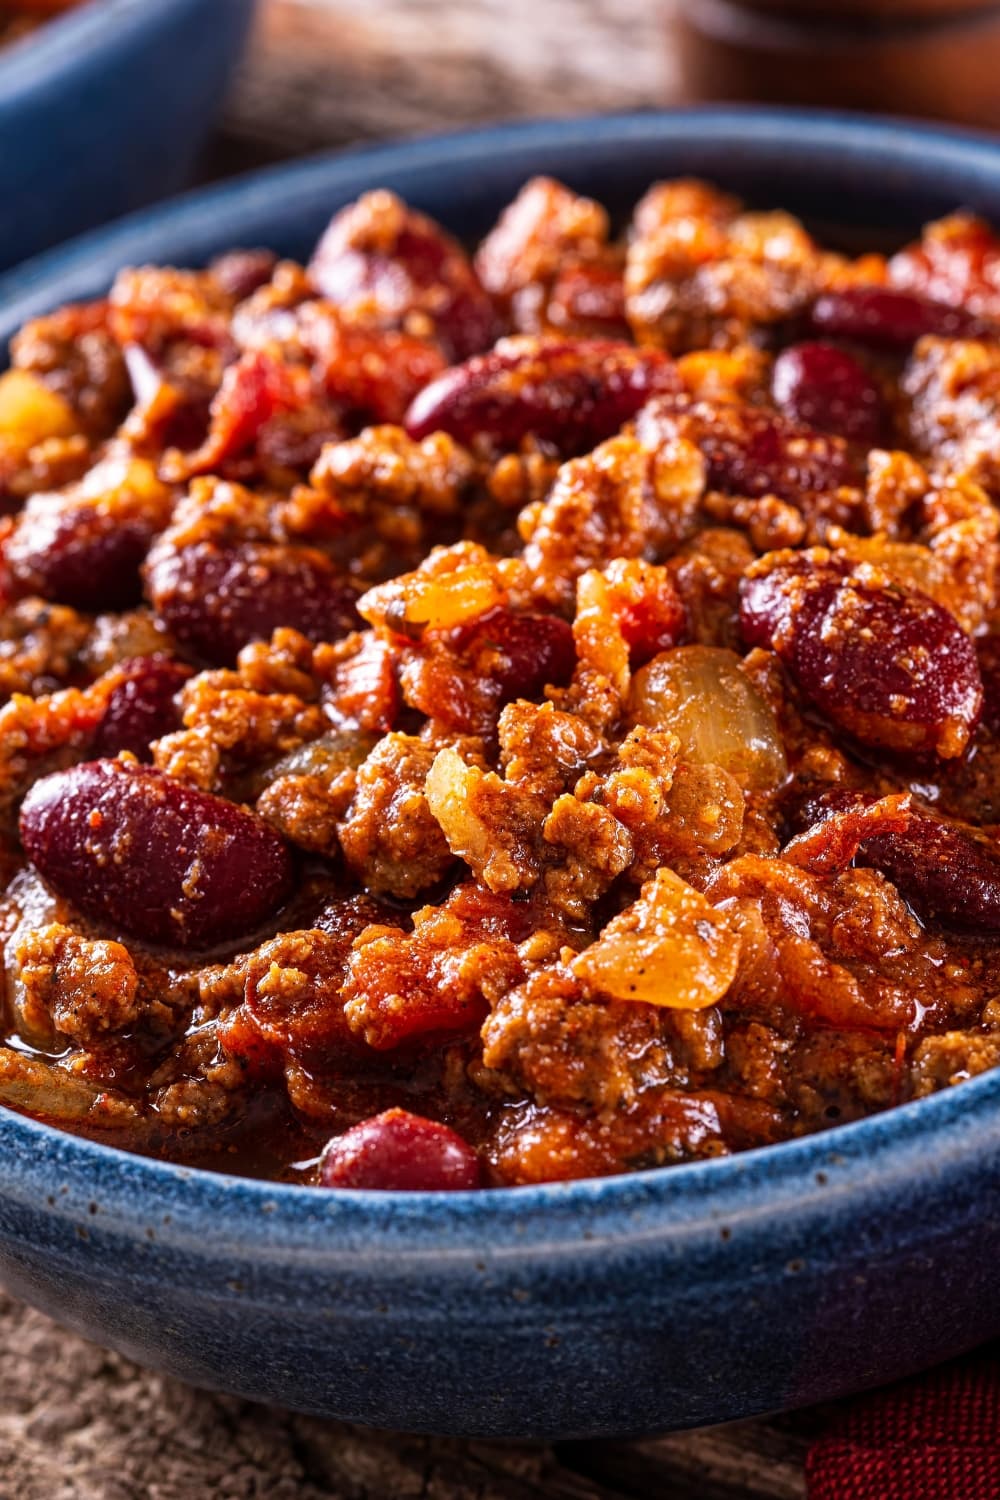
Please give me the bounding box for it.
[211,0,681,170]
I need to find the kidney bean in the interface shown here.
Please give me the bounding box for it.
[319,1108,483,1191]
[739,552,840,647]
[19,759,295,948]
[863,816,1000,933]
[771,341,885,446]
[209,249,278,303]
[405,338,681,455]
[145,538,361,666]
[635,396,861,504]
[7,500,155,612]
[401,607,577,735]
[448,606,577,705]
[808,285,993,350]
[309,192,497,363]
[790,789,1000,932]
[740,554,983,758]
[92,655,192,761]
[977,635,1000,735]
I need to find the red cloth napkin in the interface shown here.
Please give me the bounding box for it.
[807,1350,1000,1499]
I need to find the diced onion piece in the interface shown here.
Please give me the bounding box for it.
[425,747,492,867]
[0,1046,137,1128]
[571,867,740,1009]
[404,565,504,630]
[0,369,78,445]
[629,645,787,791]
[360,563,506,635]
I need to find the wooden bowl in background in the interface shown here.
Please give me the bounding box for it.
[674,0,1000,130]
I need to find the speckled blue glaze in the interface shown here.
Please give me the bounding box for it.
[0,0,257,270]
[2,110,1000,1440]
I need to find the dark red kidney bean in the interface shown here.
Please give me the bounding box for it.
[739,552,834,646]
[92,656,192,761]
[7,498,157,611]
[319,1108,483,1191]
[634,396,861,504]
[405,338,682,455]
[771,341,885,446]
[977,635,1000,736]
[313,892,404,940]
[145,539,361,666]
[862,816,1000,933]
[309,195,497,363]
[791,789,1000,932]
[209,249,278,302]
[449,606,576,704]
[808,286,994,350]
[740,554,983,758]
[19,759,295,949]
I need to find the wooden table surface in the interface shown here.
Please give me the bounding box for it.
[205,0,681,174]
[0,1286,816,1499]
[1,5,824,1495]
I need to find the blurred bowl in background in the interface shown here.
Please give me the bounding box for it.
[0,0,258,271]
[673,0,1000,131]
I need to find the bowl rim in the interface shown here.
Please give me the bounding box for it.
[5,103,1000,328]
[5,1067,1000,1253]
[0,0,214,99]
[2,104,1000,1245]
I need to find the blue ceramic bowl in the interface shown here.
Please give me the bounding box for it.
[2,109,1000,1441]
[0,0,257,271]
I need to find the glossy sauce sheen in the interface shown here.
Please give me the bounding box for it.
[1,175,1000,1189]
